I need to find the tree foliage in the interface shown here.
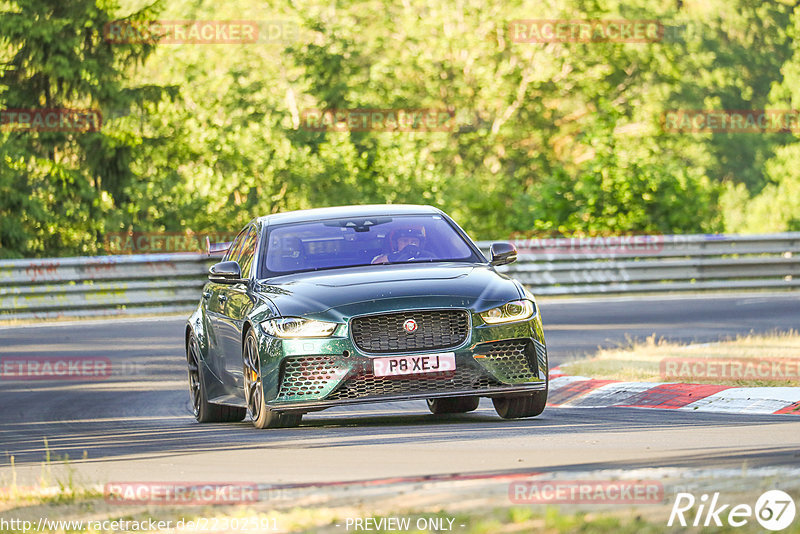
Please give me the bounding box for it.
[1,0,798,258]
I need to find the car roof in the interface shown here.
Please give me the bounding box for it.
[255,204,444,226]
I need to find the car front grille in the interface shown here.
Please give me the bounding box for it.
[275,356,349,401]
[326,366,504,401]
[350,309,470,354]
[473,339,543,383]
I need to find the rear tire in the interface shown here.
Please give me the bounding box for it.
[427,396,479,414]
[187,334,246,423]
[492,388,547,419]
[243,330,302,429]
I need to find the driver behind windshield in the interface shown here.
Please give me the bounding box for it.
[371,226,428,264]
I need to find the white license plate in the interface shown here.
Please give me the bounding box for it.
[372,352,456,377]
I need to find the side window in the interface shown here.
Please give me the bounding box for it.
[224,227,249,263]
[238,227,258,279]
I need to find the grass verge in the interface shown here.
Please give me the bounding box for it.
[559,331,800,386]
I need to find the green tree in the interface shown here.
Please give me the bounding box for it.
[0,0,166,258]
[724,2,800,233]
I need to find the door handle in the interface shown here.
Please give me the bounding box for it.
[218,294,228,303]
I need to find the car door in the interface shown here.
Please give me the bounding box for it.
[217,225,259,388]
[206,226,249,387]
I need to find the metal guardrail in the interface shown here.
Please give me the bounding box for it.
[0,233,798,320]
[485,232,800,295]
[0,254,211,320]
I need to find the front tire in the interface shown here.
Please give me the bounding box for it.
[243,330,302,429]
[427,396,480,414]
[187,334,246,423]
[492,388,547,419]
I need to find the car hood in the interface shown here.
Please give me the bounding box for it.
[256,263,522,320]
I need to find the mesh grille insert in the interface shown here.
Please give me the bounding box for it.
[476,339,539,382]
[351,309,469,353]
[327,366,503,400]
[276,356,343,400]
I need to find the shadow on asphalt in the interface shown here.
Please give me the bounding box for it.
[1,382,795,468]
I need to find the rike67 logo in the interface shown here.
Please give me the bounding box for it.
[669,490,796,531]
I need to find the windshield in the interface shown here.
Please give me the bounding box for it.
[258,214,481,276]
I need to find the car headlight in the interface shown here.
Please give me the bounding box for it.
[480,299,536,324]
[261,317,338,338]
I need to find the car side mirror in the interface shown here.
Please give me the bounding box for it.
[209,261,245,284]
[489,242,518,266]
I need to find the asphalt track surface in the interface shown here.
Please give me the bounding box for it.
[1,292,799,488]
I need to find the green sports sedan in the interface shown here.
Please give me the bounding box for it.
[185,204,548,429]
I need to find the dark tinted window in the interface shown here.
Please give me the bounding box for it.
[259,214,479,276]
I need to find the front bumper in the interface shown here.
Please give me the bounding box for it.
[257,314,548,412]
[268,383,547,413]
